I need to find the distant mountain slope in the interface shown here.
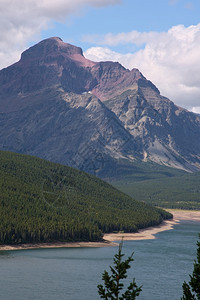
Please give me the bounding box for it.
[104,88,200,172]
[0,37,200,175]
[0,88,140,177]
[111,170,200,209]
[0,151,171,245]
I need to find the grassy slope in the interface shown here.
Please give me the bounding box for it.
[105,159,186,181]
[110,164,200,209]
[104,90,200,209]
[0,151,171,245]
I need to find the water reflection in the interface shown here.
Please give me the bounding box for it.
[0,251,12,258]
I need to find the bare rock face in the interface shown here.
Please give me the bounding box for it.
[0,37,200,175]
[0,37,97,96]
[90,62,159,102]
[105,87,200,171]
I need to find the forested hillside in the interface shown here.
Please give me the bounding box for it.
[0,151,171,245]
[111,170,200,209]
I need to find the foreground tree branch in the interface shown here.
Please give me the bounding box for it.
[98,240,142,299]
[181,235,200,300]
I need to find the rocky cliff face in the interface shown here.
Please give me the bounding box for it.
[0,37,200,175]
[104,86,200,171]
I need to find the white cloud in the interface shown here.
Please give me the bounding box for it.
[83,31,163,46]
[84,24,200,112]
[191,107,200,114]
[84,46,133,64]
[0,0,121,69]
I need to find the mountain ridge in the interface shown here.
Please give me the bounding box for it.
[0,37,200,175]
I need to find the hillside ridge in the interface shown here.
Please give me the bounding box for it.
[0,37,200,175]
[0,150,171,245]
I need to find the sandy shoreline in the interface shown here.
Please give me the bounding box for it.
[167,209,200,221]
[103,219,177,242]
[0,240,117,251]
[104,209,200,242]
[0,209,199,251]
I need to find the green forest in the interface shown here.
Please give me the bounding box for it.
[110,162,200,209]
[0,150,171,245]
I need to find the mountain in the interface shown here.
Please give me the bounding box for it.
[0,37,200,176]
[104,88,200,172]
[0,150,171,244]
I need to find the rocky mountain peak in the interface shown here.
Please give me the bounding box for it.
[0,37,97,95]
[0,38,200,174]
[0,37,155,98]
[20,37,84,62]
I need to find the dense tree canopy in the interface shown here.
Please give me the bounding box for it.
[112,165,200,209]
[98,241,142,299]
[0,151,172,244]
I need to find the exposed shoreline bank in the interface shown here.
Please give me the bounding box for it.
[167,209,200,222]
[103,219,177,242]
[104,209,200,242]
[0,209,199,251]
[0,240,117,251]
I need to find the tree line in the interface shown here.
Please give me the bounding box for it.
[0,150,172,245]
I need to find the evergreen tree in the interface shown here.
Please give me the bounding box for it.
[98,241,142,299]
[181,235,200,300]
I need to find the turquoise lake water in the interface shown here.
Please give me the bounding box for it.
[0,220,199,300]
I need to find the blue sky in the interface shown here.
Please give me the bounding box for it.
[41,0,200,53]
[1,0,200,112]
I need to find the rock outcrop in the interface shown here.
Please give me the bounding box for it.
[0,37,200,175]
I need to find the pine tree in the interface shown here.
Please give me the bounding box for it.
[97,241,142,299]
[181,235,200,300]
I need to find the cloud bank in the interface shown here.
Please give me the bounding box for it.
[0,0,121,70]
[84,24,200,112]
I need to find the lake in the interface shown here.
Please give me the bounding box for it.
[0,220,199,300]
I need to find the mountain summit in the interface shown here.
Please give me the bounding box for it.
[0,37,200,175]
